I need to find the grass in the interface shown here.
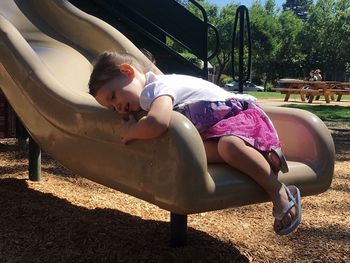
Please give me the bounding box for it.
[248,91,350,100]
[280,104,350,122]
[248,91,284,99]
[230,91,284,99]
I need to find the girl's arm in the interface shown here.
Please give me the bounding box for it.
[120,95,173,144]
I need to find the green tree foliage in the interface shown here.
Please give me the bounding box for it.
[249,0,281,83]
[172,0,220,71]
[176,0,350,84]
[301,0,350,80]
[210,3,238,82]
[283,0,313,20]
[275,11,305,78]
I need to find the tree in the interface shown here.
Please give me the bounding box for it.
[283,0,313,20]
[178,0,350,83]
[301,0,350,80]
[275,11,305,78]
[249,0,281,84]
[172,0,220,74]
[209,3,238,83]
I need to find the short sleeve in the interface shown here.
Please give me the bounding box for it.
[139,80,175,111]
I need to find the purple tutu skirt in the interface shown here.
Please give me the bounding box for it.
[174,99,281,152]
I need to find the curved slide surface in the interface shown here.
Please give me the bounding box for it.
[0,0,335,214]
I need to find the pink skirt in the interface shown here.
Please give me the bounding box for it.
[174,99,281,152]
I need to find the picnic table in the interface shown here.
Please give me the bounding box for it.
[274,79,350,103]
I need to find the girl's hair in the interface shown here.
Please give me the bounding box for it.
[88,51,143,96]
[140,48,156,65]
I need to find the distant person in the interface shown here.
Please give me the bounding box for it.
[308,70,316,81]
[314,69,322,81]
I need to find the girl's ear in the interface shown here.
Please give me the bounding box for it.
[119,63,135,79]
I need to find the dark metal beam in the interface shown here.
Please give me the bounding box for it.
[170,212,187,247]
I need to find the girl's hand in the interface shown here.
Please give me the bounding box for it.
[119,115,136,144]
[118,95,173,144]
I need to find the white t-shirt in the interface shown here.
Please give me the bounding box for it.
[139,72,256,111]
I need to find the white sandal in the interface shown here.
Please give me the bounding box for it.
[273,184,302,235]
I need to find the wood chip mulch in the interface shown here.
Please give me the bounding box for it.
[0,128,349,262]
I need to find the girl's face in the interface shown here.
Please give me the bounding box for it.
[95,65,144,113]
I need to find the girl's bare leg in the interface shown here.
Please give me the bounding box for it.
[204,140,223,163]
[204,136,295,230]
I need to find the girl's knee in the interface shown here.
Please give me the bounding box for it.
[217,136,245,159]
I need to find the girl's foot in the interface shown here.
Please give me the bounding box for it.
[273,184,302,235]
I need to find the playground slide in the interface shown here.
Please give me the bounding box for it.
[0,0,335,215]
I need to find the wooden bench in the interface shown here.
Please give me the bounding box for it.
[325,89,350,101]
[273,87,328,103]
[275,80,350,103]
[273,88,304,102]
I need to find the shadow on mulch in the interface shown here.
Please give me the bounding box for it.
[0,141,75,178]
[0,178,248,263]
[0,164,27,175]
[331,130,350,161]
[284,226,350,261]
[331,183,350,193]
[297,225,350,242]
[0,157,74,179]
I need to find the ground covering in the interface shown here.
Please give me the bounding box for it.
[0,100,349,262]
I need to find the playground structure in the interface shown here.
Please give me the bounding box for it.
[0,0,335,247]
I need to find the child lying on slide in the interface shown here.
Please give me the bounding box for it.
[88,51,302,235]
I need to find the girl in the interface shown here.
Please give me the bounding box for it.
[89,51,302,235]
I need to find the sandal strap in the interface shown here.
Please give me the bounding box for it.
[271,148,289,173]
[274,200,295,220]
[273,184,297,221]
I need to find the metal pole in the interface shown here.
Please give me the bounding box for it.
[29,136,41,181]
[231,5,252,93]
[238,10,244,93]
[170,212,187,247]
[16,118,28,151]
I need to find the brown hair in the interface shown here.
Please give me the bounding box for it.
[88,51,143,96]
